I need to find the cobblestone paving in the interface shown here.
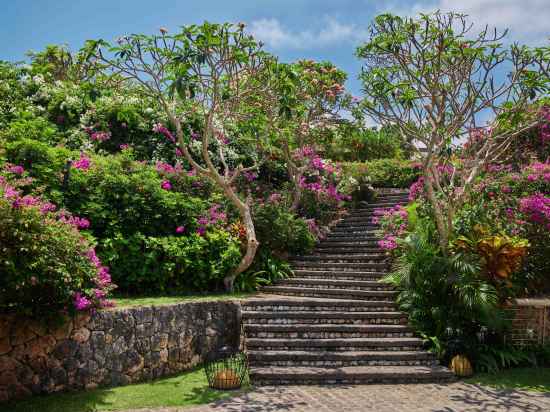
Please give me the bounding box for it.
[125,382,550,412]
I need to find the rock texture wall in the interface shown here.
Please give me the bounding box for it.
[0,301,240,402]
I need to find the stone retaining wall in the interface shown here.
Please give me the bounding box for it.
[0,300,240,402]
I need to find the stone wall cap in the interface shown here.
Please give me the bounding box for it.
[513,297,550,307]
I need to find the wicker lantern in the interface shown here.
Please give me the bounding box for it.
[204,346,248,390]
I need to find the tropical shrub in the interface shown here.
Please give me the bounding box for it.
[254,200,316,256]
[341,159,420,189]
[100,229,241,293]
[0,174,114,318]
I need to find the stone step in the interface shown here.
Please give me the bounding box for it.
[291,270,387,281]
[248,350,437,367]
[246,337,425,351]
[318,240,380,247]
[244,324,413,339]
[342,216,381,223]
[325,233,380,240]
[291,262,389,271]
[329,228,380,235]
[356,202,407,209]
[241,311,407,325]
[314,247,381,254]
[291,254,388,263]
[278,278,393,291]
[250,365,454,385]
[335,222,380,229]
[242,297,397,312]
[262,286,397,301]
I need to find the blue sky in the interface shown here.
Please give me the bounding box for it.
[2,0,549,97]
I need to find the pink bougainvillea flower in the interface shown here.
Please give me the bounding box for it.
[74,292,91,311]
[7,165,24,175]
[73,153,91,170]
[176,226,185,234]
[161,180,172,190]
[90,131,112,142]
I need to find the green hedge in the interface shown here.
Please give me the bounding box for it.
[342,159,420,188]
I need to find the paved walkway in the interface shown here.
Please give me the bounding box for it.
[127,382,550,412]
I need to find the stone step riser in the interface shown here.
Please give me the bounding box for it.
[292,266,389,272]
[262,290,396,301]
[290,274,386,281]
[325,235,380,240]
[314,248,381,254]
[242,318,407,325]
[278,283,393,292]
[242,305,397,313]
[249,359,438,368]
[245,331,415,339]
[247,345,423,352]
[292,260,388,266]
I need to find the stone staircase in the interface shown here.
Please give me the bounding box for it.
[242,189,454,385]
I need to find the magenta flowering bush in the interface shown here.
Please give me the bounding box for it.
[373,205,409,251]
[0,174,115,318]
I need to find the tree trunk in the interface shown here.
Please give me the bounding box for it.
[423,171,450,254]
[222,189,259,292]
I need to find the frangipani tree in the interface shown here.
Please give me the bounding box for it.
[275,60,350,209]
[356,12,549,252]
[84,22,280,290]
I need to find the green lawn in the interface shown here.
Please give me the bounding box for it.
[113,292,253,308]
[467,367,550,392]
[0,368,246,412]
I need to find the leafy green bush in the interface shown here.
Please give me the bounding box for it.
[100,230,241,293]
[342,159,420,189]
[0,182,113,318]
[0,112,60,144]
[254,201,316,256]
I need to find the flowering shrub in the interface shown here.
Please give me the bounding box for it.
[0,175,114,318]
[373,204,409,251]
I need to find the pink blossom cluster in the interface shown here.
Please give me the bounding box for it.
[408,177,424,201]
[519,193,550,230]
[1,174,113,311]
[373,205,409,251]
[196,204,227,236]
[153,123,176,143]
[523,162,550,183]
[59,211,91,229]
[90,131,112,142]
[73,153,91,170]
[486,163,513,174]
[378,235,398,250]
[7,164,25,175]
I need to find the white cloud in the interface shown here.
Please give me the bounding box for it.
[249,18,369,50]
[381,0,550,44]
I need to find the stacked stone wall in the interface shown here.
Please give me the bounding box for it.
[0,301,240,402]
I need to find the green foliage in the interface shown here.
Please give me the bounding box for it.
[0,195,101,318]
[326,124,407,162]
[1,112,60,144]
[342,159,420,189]
[235,250,293,292]
[474,344,537,373]
[100,230,241,293]
[383,220,504,363]
[254,201,316,256]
